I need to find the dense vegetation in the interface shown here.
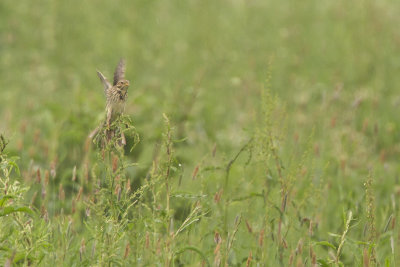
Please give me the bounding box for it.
[1,0,400,266]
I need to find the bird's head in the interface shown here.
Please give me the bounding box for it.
[116,79,130,100]
[116,79,130,90]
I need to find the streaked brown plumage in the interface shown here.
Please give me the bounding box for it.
[97,59,130,128]
[87,59,131,146]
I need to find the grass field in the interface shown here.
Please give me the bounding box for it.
[1,0,400,266]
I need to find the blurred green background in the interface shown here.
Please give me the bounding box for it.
[2,0,400,190]
[1,0,400,265]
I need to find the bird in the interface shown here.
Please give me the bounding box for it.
[90,59,130,146]
[97,59,130,128]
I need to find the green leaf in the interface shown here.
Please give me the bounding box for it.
[0,246,10,251]
[7,157,21,176]
[314,241,336,250]
[13,252,36,264]
[317,259,332,267]
[328,232,341,238]
[0,195,14,207]
[0,206,34,217]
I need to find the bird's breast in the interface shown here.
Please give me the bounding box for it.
[111,101,125,113]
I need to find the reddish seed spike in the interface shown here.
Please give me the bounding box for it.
[311,248,316,266]
[340,159,346,171]
[294,133,299,142]
[296,257,303,267]
[44,170,49,185]
[213,189,222,203]
[34,129,40,143]
[40,205,46,216]
[282,238,288,249]
[112,155,118,172]
[76,187,83,202]
[59,184,65,201]
[363,248,370,267]
[43,208,49,222]
[17,139,23,151]
[288,252,294,265]
[43,144,49,158]
[296,238,304,255]
[245,219,253,233]
[145,232,150,249]
[124,243,130,259]
[28,146,35,157]
[314,143,320,156]
[214,232,221,244]
[258,229,264,247]
[20,120,27,134]
[246,251,252,267]
[192,165,199,180]
[125,180,131,193]
[374,123,379,135]
[36,169,41,183]
[115,184,121,200]
[156,238,161,255]
[380,150,386,163]
[71,199,76,214]
[84,137,90,152]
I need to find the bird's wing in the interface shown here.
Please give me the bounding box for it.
[97,71,111,94]
[113,58,126,85]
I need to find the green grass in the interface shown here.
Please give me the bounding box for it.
[1,0,400,266]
